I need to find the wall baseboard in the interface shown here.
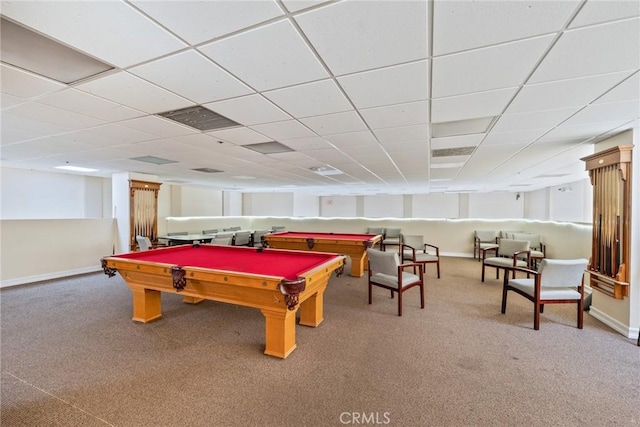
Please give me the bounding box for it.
[588,306,638,339]
[0,266,103,288]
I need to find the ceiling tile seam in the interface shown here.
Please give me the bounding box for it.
[272,12,405,186]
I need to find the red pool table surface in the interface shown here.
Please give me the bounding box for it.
[263,231,382,277]
[111,243,336,280]
[101,244,345,358]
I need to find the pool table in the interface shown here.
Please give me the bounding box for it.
[263,231,382,277]
[101,244,345,359]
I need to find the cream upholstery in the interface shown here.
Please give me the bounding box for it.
[482,239,530,282]
[401,234,440,278]
[501,258,588,330]
[366,248,424,316]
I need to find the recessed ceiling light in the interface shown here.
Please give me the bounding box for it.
[243,141,294,154]
[130,156,177,165]
[310,166,343,176]
[232,175,256,180]
[55,165,99,172]
[430,162,465,169]
[431,147,475,157]
[1,17,113,84]
[431,116,497,138]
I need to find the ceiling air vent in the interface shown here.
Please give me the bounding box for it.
[192,168,224,173]
[431,146,475,157]
[130,155,177,165]
[158,106,241,131]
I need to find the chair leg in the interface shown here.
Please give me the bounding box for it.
[397,290,403,316]
[368,283,372,305]
[501,276,508,314]
[436,261,440,278]
[577,299,584,329]
[481,264,486,282]
[420,283,425,309]
[540,304,544,313]
[534,302,541,330]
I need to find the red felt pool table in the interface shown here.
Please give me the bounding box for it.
[101,244,345,359]
[263,231,382,277]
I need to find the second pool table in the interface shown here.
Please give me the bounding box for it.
[101,244,345,359]
[263,231,382,277]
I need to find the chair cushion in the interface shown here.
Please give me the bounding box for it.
[480,243,499,250]
[508,279,582,300]
[370,272,420,289]
[538,259,588,287]
[414,253,438,262]
[497,239,530,256]
[530,250,544,258]
[484,257,528,268]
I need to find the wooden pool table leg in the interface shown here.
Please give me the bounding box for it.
[351,254,366,277]
[182,296,205,304]
[260,308,297,359]
[298,290,325,327]
[130,287,162,323]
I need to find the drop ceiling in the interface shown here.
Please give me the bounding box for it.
[1,0,638,195]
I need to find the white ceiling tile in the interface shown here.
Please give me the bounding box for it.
[1,113,72,145]
[432,35,555,97]
[204,95,291,126]
[594,72,640,104]
[130,0,284,44]
[570,1,640,28]
[373,124,429,143]
[83,123,158,145]
[431,87,517,123]
[282,1,332,13]
[279,136,333,151]
[433,1,580,55]
[75,72,194,114]
[360,101,429,130]
[537,120,634,144]
[37,89,145,122]
[295,0,427,75]
[117,116,198,138]
[300,111,368,135]
[492,107,580,133]
[129,51,254,104]
[199,20,328,91]
[207,127,272,145]
[263,79,352,118]
[560,100,639,126]
[323,130,377,147]
[1,64,65,100]
[507,71,634,113]
[337,60,428,109]
[249,120,317,141]
[6,102,105,130]
[1,1,187,68]
[1,93,25,110]
[482,128,548,146]
[530,18,640,83]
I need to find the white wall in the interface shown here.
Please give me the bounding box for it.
[293,193,319,217]
[320,195,357,217]
[180,186,223,216]
[468,192,524,218]
[412,193,459,218]
[1,167,100,219]
[363,194,404,218]
[242,192,294,216]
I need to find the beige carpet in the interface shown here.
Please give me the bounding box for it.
[1,256,638,427]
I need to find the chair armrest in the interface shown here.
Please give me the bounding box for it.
[399,261,422,275]
[480,246,498,260]
[423,243,439,255]
[502,265,538,276]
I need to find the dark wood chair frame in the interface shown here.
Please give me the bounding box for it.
[367,259,425,316]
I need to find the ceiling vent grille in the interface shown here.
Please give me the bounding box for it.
[243,141,293,154]
[192,168,224,173]
[432,146,475,157]
[158,106,241,131]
